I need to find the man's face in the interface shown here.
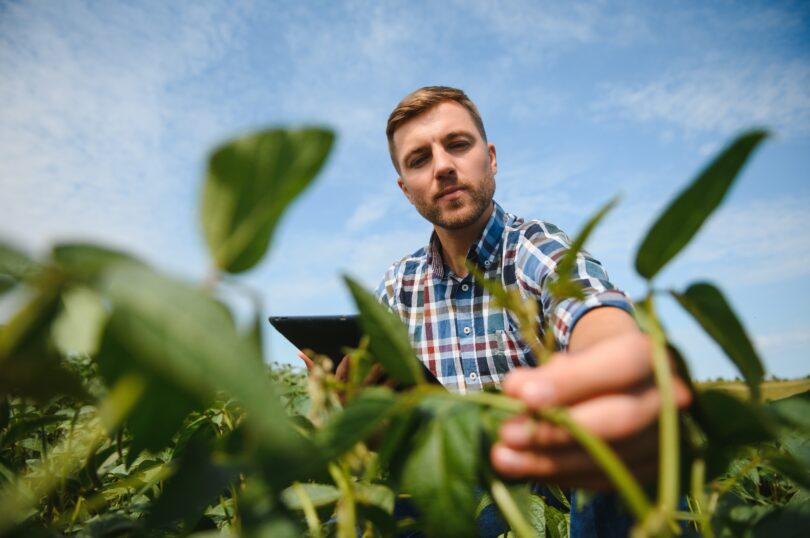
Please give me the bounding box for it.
[393,101,497,231]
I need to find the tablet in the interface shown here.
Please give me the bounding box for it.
[269,315,362,364]
[268,314,441,385]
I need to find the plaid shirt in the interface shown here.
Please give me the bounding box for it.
[376,201,632,394]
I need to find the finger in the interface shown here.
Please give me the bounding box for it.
[500,376,691,448]
[503,332,654,408]
[491,424,659,485]
[335,355,350,381]
[297,350,315,371]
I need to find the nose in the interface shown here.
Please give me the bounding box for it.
[433,146,456,181]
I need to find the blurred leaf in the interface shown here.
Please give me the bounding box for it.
[315,387,397,458]
[281,483,340,509]
[344,275,424,386]
[52,286,107,357]
[202,128,335,273]
[751,489,810,538]
[635,130,768,279]
[768,389,810,430]
[52,243,142,283]
[0,281,87,402]
[97,320,203,465]
[146,440,239,530]
[401,402,481,536]
[765,451,810,490]
[101,262,320,486]
[0,414,65,445]
[673,282,764,400]
[0,398,8,431]
[548,197,618,301]
[696,389,774,446]
[0,242,38,290]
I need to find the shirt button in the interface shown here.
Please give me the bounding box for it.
[463,326,471,335]
[469,372,478,381]
[484,260,491,268]
[461,283,469,291]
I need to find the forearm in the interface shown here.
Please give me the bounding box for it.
[567,307,639,354]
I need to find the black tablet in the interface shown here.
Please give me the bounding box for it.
[269,315,362,364]
[268,314,441,385]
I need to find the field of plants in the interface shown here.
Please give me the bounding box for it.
[1,127,808,537]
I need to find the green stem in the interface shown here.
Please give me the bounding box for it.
[293,482,323,538]
[329,463,356,538]
[689,457,714,538]
[489,478,536,538]
[642,295,680,516]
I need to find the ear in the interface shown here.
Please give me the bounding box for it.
[397,177,414,204]
[488,143,497,175]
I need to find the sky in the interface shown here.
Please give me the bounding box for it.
[1,0,808,380]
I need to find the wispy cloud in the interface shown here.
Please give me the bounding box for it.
[596,61,810,137]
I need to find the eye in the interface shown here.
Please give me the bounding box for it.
[448,140,470,151]
[408,154,428,168]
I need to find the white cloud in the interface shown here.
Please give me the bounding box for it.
[597,61,810,137]
[755,327,810,352]
[0,1,250,265]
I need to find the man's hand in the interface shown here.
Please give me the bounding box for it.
[490,311,692,490]
[296,351,396,392]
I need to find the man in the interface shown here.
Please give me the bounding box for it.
[374,86,691,533]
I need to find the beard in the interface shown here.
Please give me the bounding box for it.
[413,172,496,230]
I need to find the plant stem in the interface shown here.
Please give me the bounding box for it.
[292,482,322,538]
[329,462,357,538]
[640,295,680,517]
[489,478,535,538]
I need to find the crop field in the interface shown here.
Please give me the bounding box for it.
[697,378,810,401]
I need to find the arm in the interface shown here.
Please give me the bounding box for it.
[490,307,692,489]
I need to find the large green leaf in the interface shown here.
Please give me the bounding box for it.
[635,130,768,280]
[673,282,764,400]
[202,128,335,273]
[315,387,398,459]
[401,402,481,536]
[344,276,424,386]
[52,243,143,283]
[100,262,320,485]
[767,389,810,430]
[696,389,774,446]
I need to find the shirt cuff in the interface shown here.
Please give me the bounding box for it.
[551,290,635,350]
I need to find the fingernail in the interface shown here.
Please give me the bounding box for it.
[522,381,554,408]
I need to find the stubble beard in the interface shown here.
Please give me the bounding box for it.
[414,172,496,230]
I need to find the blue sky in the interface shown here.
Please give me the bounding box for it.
[1,0,808,380]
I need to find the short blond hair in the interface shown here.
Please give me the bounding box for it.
[386,86,487,172]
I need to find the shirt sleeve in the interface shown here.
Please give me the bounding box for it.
[517,224,634,350]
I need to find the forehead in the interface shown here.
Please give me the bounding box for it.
[392,101,479,154]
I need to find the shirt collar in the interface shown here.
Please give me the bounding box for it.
[426,201,506,278]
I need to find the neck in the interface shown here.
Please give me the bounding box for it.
[434,203,494,277]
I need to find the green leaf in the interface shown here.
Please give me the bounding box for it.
[548,197,618,301]
[768,389,810,429]
[344,275,424,386]
[696,389,774,446]
[544,503,570,538]
[673,282,764,400]
[0,280,87,402]
[315,387,398,458]
[0,242,37,293]
[202,128,335,273]
[51,286,107,357]
[281,483,341,509]
[52,243,142,283]
[146,440,239,530]
[635,130,768,279]
[100,262,320,486]
[401,402,481,536]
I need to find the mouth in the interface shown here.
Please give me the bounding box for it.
[435,186,465,201]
